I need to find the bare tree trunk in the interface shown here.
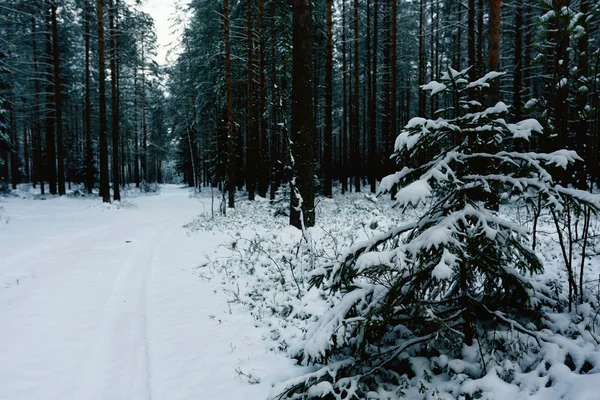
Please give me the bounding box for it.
[224,0,235,209]
[369,0,378,193]
[32,16,44,193]
[513,0,523,120]
[141,40,147,183]
[352,0,360,192]
[51,0,65,195]
[488,0,501,100]
[45,4,57,195]
[258,0,269,198]
[246,0,256,200]
[84,0,94,194]
[341,0,348,194]
[290,0,315,228]
[324,0,333,197]
[97,0,110,202]
[109,0,120,200]
[418,0,426,116]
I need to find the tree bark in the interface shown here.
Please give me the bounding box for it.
[352,0,360,192]
[224,0,235,208]
[97,0,110,202]
[109,0,120,200]
[290,0,315,228]
[324,0,333,197]
[341,0,348,194]
[51,0,65,195]
[45,4,57,195]
[513,0,523,120]
[258,0,269,198]
[369,0,378,193]
[246,0,256,200]
[84,0,94,194]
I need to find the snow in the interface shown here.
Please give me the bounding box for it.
[421,81,447,95]
[394,180,432,207]
[0,185,298,400]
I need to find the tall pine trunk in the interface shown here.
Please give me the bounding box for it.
[290,0,315,228]
[324,0,333,197]
[97,0,110,202]
[109,0,120,200]
[84,0,94,194]
[352,0,360,192]
[224,0,235,209]
[369,0,378,193]
[51,0,65,195]
[45,5,57,195]
[246,0,256,200]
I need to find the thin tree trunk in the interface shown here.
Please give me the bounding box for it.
[418,0,426,116]
[224,0,235,209]
[341,0,348,194]
[32,16,44,193]
[246,0,256,200]
[45,5,57,195]
[109,0,120,200]
[513,0,523,120]
[468,0,476,71]
[84,0,94,193]
[353,0,360,192]
[97,0,110,202]
[51,0,65,195]
[324,0,333,197]
[369,0,378,193]
[258,0,269,197]
[141,40,147,183]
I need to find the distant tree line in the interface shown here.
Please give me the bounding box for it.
[168,0,600,228]
[0,0,168,201]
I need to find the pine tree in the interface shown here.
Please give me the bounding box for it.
[278,69,600,399]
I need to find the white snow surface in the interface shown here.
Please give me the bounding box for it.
[0,185,298,400]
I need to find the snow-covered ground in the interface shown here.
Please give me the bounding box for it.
[0,185,298,400]
[2,184,600,400]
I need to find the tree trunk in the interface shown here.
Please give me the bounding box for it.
[575,0,589,188]
[109,0,120,200]
[45,5,57,195]
[290,0,315,228]
[32,16,44,193]
[468,0,476,71]
[513,0,523,120]
[369,0,378,193]
[324,0,333,197]
[258,0,269,198]
[341,0,348,194]
[488,0,501,101]
[84,0,94,194]
[134,66,140,188]
[352,0,360,192]
[224,0,235,209]
[418,0,426,116]
[97,0,110,202]
[141,40,147,184]
[51,0,65,195]
[246,0,256,200]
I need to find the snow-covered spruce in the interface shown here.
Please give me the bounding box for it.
[276,68,600,399]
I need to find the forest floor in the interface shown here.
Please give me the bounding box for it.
[0,185,298,400]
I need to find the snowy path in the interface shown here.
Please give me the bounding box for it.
[0,186,296,400]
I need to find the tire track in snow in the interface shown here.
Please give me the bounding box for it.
[74,219,174,400]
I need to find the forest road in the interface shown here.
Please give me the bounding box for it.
[0,185,297,400]
[0,186,225,400]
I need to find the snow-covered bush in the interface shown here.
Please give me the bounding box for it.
[139,181,161,194]
[277,68,600,399]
